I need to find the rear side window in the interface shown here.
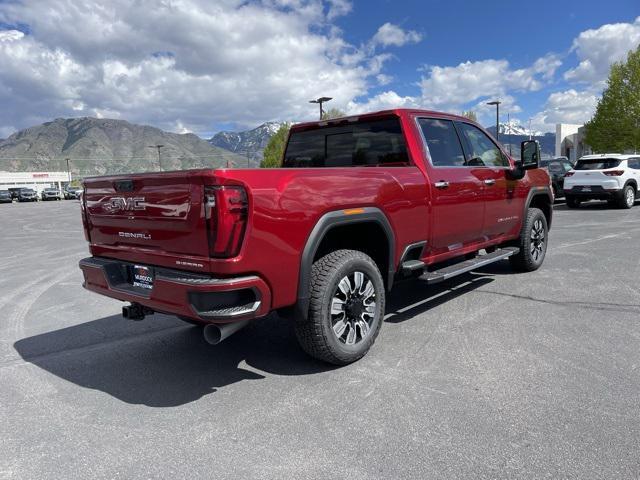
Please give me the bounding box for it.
[283,117,409,168]
[627,158,640,170]
[575,158,621,170]
[417,118,465,167]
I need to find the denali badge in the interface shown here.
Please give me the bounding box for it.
[119,231,152,240]
[109,196,146,211]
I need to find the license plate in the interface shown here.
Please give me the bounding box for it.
[582,186,592,192]
[131,265,154,290]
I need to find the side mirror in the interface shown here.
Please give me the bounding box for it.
[520,140,540,170]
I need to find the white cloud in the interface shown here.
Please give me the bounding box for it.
[0,29,24,42]
[0,0,399,135]
[326,0,352,20]
[346,90,417,113]
[418,57,557,111]
[564,17,640,84]
[371,23,422,48]
[530,89,599,133]
[376,74,393,86]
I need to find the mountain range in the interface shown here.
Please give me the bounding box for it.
[0,117,557,175]
[0,117,244,175]
[208,121,284,167]
[486,123,555,159]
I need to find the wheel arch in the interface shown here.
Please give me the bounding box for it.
[525,187,553,229]
[292,207,395,321]
[624,179,637,191]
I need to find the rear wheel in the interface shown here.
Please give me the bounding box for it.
[565,196,581,208]
[616,185,635,209]
[295,249,385,365]
[509,208,548,272]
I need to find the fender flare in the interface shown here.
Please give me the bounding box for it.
[524,186,554,229]
[293,207,395,321]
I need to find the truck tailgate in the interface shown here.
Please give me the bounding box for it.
[83,170,210,258]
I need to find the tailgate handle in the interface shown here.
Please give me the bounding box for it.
[114,180,135,192]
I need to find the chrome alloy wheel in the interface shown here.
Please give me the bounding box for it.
[330,271,377,345]
[626,187,635,207]
[530,218,546,262]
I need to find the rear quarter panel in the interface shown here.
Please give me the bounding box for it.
[214,166,429,308]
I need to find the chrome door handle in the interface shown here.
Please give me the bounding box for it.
[484,179,496,186]
[434,181,449,189]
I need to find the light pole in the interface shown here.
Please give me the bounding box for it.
[528,118,533,140]
[487,100,501,142]
[65,158,71,183]
[309,96,332,120]
[147,144,165,171]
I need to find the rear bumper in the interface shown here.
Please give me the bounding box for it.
[79,256,272,323]
[563,185,622,200]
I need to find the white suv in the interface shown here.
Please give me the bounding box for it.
[563,154,640,209]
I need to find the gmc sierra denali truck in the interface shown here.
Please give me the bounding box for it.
[79,109,552,365]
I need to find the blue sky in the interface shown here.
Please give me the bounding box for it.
[334,0,639,130]
[0,0,638,137]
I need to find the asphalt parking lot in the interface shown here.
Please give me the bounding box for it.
[1,200,639,479]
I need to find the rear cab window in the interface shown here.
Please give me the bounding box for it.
[575,158,621,170]
[283,117,409,168]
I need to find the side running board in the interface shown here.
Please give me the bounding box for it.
[420,247,519,284]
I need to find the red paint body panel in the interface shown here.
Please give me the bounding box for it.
[80,109,551,321]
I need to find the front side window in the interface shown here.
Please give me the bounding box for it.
[457,122,509,167]
[417,118,466,167]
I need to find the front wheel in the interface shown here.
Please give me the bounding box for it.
[295,249,385,365]
[509,208,548,272]
[616,185,635,209]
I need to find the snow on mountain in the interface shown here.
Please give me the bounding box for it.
[209,121,285,167]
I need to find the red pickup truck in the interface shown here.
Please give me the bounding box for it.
[79,109,552,364]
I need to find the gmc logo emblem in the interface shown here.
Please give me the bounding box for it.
[109,197,146,211]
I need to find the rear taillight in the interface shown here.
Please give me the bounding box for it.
[564,171,574,177]
[205,186,248,258]
[604,170,624,176]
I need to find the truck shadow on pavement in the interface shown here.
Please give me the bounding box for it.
[14,272,497,407]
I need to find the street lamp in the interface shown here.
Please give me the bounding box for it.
[309,96,332,120]
[486,100,501,142]
[147,144,165,171]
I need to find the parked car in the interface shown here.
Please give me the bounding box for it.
[17,188,38,202]
[563,154,640,209]
[41,187,62,201]
[540,158,573,198]
[79,108,553,365]
[64,187,83,199]
[0,190,12,203]
[8,187,22,200]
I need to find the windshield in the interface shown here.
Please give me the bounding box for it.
[283,117,409,168]
[575,158,621,170]
[21,189,35,193]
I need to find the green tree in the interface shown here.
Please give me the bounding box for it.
[585,45,640,153]
[321,108,346,120]
[461,110,478,122]
[260,123,290,168]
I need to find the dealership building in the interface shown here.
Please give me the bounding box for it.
[0,171,70,193]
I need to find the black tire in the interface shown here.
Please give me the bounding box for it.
[509,207,548,272]
[295,249,385,365]
[565,196,580,208]
[616,184,635,209]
